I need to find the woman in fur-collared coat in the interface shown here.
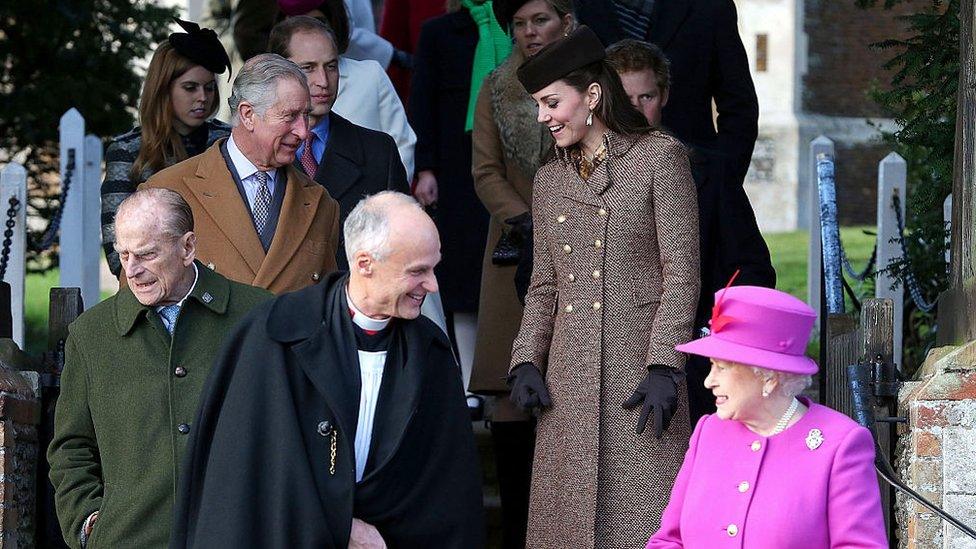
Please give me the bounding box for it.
[468,0,575,547]
[507,27,699,549]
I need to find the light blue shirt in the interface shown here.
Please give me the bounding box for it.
[295,115,331,165]
[227,134,278,211]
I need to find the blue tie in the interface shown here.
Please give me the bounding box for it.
[158,304,180,334]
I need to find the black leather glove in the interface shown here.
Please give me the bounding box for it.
[505,212,532,245]
[621,365,683,438]
[506,362,551,411]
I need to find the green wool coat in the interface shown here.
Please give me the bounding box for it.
[47,263,271,549]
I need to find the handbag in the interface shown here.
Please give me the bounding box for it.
[491,232,521,266]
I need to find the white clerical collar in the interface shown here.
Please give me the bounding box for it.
[156,262,199,313]
[346,287,391,332]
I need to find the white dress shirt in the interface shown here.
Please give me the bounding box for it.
[347,289,392,482]
[226,134,278,212]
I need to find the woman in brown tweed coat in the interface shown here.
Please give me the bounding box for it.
[469,1,575,547]
[507,27,700,549]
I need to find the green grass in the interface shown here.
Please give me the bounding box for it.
[24,269,113,355]
[765,226,877,302]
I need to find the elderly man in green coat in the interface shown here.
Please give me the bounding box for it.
[47,188,272,549]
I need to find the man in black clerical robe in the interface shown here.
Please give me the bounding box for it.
[170,192,485,549]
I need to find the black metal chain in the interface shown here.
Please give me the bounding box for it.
[0,195,21,279]
[891,193,938,313]
[841,243,877,282]
[29,148,75,253]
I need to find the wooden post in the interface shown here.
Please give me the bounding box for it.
[47,288,83,354]
[939,0,976,343]
[876,153,906,370]
[808,136,834,321]
[860,298,895,536]
[59,109,99,308]
[0,162,26,347]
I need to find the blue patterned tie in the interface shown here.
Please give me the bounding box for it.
[252,171,271,234]
[158,304,180,334]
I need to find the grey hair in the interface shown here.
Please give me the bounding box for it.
[115,188,194,241]
[751,367,813,399]
[228,53,308,125]
[343,191,424,264]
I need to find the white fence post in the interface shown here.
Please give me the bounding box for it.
[808,136,835,321]
[59,108,100,307]
[0,163,27,347]
[876,152,907,370]
[84,134,103,302]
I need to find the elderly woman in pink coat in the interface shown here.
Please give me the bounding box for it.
[648,284,888,548]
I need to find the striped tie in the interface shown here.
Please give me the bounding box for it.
[253,171,271,234]
[300,136,318,177]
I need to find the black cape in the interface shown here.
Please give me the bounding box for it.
[169,272,485,548]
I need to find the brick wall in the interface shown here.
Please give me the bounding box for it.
[803,0,916,117]
[0,368,39,549]
[897,342,976,548]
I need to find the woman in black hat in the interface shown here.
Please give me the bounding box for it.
[100,19,232,277]
[506,25,700,548]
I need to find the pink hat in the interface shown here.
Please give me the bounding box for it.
[278,0,324,16]
[676,285,818,375]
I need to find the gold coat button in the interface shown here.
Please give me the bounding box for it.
[592,301,601,310]
[563,244,572,254]
[727,524,738,537]
[564,304,574,313]
[594,239,603,248]
[568,274,576,282]
[598,208,607,216]
[751,441,761,452]
[738,481,750,493]
[592,269,601,279]
[557,214,566,223]
[312,272,321,281]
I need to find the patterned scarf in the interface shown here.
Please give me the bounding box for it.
[462,0,512,131]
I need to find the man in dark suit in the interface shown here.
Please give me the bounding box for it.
[606,39,775,425]
[268,15,410,270]
[576,0,759,182]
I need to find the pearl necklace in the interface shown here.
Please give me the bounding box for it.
[770,397,800,436]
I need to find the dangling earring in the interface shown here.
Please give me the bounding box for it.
[585,110,594,126]
[762,389,769,398]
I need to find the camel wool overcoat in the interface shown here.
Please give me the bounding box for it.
[511,131,700,549]
[469,53,552,401]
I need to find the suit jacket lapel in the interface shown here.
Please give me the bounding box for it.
[315,114,363,202]
[253,165,323,288]
[648,0,693,49]
[184,143,265,275]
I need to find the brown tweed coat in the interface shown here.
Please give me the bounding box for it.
[469,53,552,410]
[511,130,700,548]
